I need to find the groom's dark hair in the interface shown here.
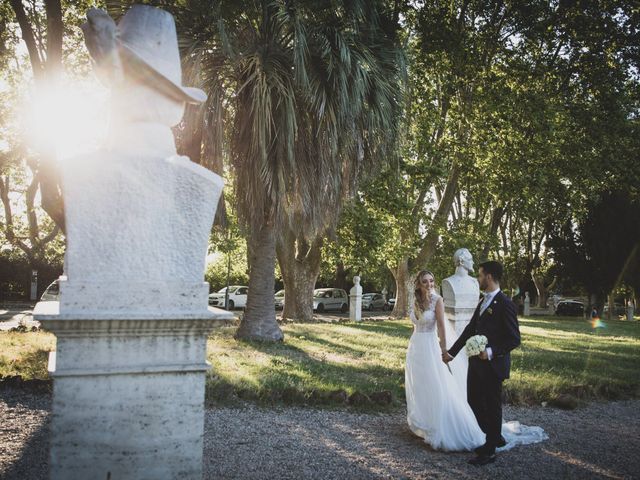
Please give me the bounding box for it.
[479,260,503,282]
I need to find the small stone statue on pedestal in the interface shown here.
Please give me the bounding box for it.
[524,292,531,317]
[350,276,363,322]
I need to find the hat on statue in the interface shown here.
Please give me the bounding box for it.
[117,4,206,104]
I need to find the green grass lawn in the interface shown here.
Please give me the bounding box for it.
[1,316,639,409]
[0,331,55,380]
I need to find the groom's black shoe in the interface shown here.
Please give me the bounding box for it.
[475,436,506,454]
[473,443,493,455]
[468,453,496,466]
[473,444,487,455]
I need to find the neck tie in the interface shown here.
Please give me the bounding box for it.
[481,293,492,313]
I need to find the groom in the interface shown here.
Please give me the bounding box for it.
[443,260,520,466]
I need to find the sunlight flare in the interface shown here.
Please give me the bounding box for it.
[24,80,109,160]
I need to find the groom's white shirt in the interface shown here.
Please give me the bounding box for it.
[480,288,500,360]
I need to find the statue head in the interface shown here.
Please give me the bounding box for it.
[82,5,207,127]
[453,248,474,273]
[353,276,361,286]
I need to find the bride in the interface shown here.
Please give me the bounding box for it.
[405,270,485,451]
[405,269,548,454]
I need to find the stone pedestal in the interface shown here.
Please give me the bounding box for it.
[36,303,232,480]
[350,276,363,322]
[627,301,635,321]
[442,277,479,336]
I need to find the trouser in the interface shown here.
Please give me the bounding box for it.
[467,357,502,453]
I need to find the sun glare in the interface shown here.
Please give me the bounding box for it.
[24,79,110,160]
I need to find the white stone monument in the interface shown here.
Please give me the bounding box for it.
[442,249,479,393]
[627,300,635,322]
[442,248,480,335]
[350,276,363,322]
[34,6,232,479]
[30,269,38,301]
[524,292,531,317]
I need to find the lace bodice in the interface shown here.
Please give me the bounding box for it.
[410,293,439,333]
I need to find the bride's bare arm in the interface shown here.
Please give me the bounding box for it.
[435,297,447,352]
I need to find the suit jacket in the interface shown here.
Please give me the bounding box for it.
[448,290,520,380]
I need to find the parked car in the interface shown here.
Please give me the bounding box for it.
[208,286,248,310]
[603,303,626,316]
[313,288,349,313]
[555,300,585,317]
[388,298,396,308]
[274,289,285,310]
[40,279,60,301]
[362,293,388,311]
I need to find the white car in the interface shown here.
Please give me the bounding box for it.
[40,279,60,301]
[208,285,248,310]
[362,293,388,311]
[274,289,285,310]
[313,288,349,313]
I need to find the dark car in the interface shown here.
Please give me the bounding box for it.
[555,300,585,317]
[603,303,626,316]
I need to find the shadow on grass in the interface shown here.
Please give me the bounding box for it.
[207,316,640,409]
[207,337,405,410]
[9,348,50,381]
[339,321,413,338]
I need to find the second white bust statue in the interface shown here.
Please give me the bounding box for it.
[442,248,480,333]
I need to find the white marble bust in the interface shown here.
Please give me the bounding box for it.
[441,248,480,332]
[58,6,223,319]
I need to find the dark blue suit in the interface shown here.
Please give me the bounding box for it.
[448,290,521,452]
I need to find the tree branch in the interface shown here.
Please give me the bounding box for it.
[0,175,31,254]
[9,0,44,79]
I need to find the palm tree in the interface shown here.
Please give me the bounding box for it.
[174,0,405,339]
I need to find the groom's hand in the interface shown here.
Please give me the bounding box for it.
[478,350,489,360]
[442,352,453,363]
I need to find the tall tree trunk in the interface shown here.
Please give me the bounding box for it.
[236,222,283,341]
[414,160,461,268]
[531,272,548,309]
[481,205,504,259]
[334,261,349,291]
[607,293,615,321]
[276,229,322,323]
[10,0,66,231]
[390,256,415,319]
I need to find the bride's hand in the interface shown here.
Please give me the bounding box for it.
[442,351,453,363]
[478,350,489,360]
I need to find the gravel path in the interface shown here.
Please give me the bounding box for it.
[1,386,638,479]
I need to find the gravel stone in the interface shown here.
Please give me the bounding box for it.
[1,385,638,479]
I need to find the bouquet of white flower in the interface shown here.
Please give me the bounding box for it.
[465,334,488,357]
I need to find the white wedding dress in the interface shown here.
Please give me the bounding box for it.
[405,293,486,451]
[405,292,548,452]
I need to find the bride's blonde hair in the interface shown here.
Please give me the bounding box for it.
[414,270,435,316]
